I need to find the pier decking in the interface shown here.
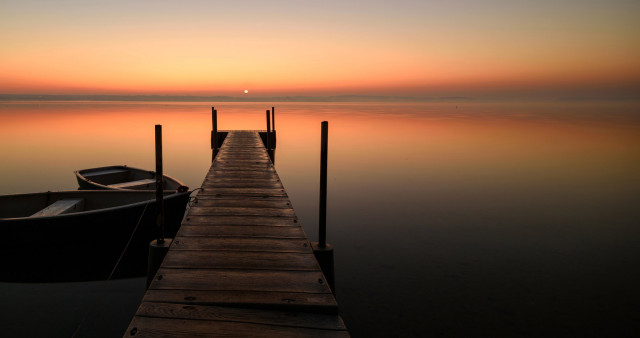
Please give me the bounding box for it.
[125,130,348,337]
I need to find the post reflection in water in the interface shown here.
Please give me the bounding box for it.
[0,100,639,337]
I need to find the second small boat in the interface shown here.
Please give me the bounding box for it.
[75,165,188,191]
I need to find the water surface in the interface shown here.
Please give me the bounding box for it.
[1,100,639,336]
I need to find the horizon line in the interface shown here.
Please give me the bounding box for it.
[1,93,638,103]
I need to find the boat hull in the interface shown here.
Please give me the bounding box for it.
[0,190,191,282]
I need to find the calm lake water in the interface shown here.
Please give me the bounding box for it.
[1,100,639,337]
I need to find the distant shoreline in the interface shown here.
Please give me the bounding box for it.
[0,94,473,103]
[1,94,638,103]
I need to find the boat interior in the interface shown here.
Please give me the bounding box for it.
[81,166,182,190]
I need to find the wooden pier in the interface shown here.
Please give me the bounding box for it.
[125,130,348,337]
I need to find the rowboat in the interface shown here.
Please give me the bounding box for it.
[0,190,191,282]
[75,165,188,191]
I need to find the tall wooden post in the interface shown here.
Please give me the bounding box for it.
[312,121,334,293]
[319,121,328,247]
[266,109,271,150]
[155,124,165,243]
[271,106,276,150]
[211,107,218,150]
[148,124,171,288]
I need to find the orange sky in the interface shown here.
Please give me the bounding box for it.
[1,1,639,98]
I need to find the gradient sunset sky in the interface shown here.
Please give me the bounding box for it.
[1,0,639,98]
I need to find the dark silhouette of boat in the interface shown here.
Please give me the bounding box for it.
[75,165,188,191]
[0,190,191,282]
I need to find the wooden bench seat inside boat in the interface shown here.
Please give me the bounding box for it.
[82,168,129,177]
[30,198,85,217]
[108,178,156,189]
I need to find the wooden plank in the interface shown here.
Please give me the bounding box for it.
[215,157,271,162]
[194,195,290,202]
[188,207,296,217]
[211,165,274,170]
[207,169,276,175]
[211,164,274,170]
[197,188,286,196]
[142,290,339,313]
[162,251,318,270]
[133,302,346,330]
[205,172,278,179]
[109,178,156,189]
[203,177,280,183]
[191,198,291,209]
[30,198,84,217]
[81,168,128,177]
[182,215,299,226]
[170,237,312,252]
[201,180,282,188]
[199,181,282,189]
[126,316,349,337]
[150,269,330,294]
[176,225,307,239]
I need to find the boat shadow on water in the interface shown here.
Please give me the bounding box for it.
[0,190,191,283]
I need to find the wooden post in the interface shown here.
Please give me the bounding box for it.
[271,106,276,150]
[266,109,271,150]
[148,124,170,289]
[155,124,165,243]
[319,121,328,247]
[312,121,334,293]
[211,107,218,150]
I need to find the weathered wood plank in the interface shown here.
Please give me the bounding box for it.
[191,198,291,208]
[171,237,312,252]
[209,169,276,175]
[215,157,268,161]
[30,198,84,217]
[142,290,339,313]
[162,251,318,270]
[194,194,290,201]
[201,182,283,189]
[211,164,275,170]
[197,188,286,196]
[126,316,349,338]
[203,177,280,183]
[150,269,330,294]
[176,225,307,239]
[214,156,271,161]
[182,215,299,226]
[188,207,296,217]
[133,302,346,330]
[204,171,279,178]
[209,166,275,173]
[204,172,279,179]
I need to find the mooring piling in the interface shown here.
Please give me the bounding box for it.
[266,109,275,161]
[155,124,165,242]
[266,109,272,150]
[312,121,335,293]
[319,121,328,247]
[147,124,171,288]
[211,107,219,158]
